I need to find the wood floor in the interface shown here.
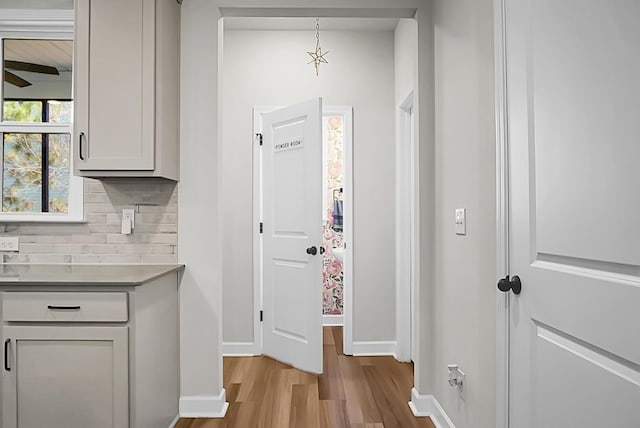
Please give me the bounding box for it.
[176,327,435,428]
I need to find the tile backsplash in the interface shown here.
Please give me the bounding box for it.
[0,178,178,264]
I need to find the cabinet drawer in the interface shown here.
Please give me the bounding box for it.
[2,292,128,322]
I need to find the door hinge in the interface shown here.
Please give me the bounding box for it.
[259,222,263,233]
[260,310,263,322]
[256,133,263,146]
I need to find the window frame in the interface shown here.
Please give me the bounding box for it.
[0,9,83,222]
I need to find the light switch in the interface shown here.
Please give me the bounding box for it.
[455,208,466,235]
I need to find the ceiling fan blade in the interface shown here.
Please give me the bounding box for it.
[4,60,59,75]
[4,70,32,88]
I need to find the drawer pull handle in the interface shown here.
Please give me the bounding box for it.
[4,338,10,371]
[47,305,81,310]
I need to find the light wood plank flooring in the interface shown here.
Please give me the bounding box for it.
[176,327,435,428]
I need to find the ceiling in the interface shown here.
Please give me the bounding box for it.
[224,17,401,32]
[4,39,73,73]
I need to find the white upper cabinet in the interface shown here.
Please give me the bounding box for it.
[74,0,180,180]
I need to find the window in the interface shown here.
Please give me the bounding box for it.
[0,12,83,222]
[3,99,73,213]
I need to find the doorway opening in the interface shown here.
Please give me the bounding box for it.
[221,15,420,374]
[321,107,352,329]
[179,1,432,421]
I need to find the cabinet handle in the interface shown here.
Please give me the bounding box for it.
[79,132,86,160]
[4,338,9,371]
[47,305,81,310]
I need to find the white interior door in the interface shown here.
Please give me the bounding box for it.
[504,1,640,427]
[262,98,323,374]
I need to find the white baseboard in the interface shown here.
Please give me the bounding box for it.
[352,340,396,356]
[223,341,257,356]
[179,389,229,418]
[168,414,180,428]
[408,388,456,428]
[323,314,344,326]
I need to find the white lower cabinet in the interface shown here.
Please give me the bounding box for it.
[2,326,129,428]
[0,272,179,428]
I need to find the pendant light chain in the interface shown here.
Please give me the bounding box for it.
[307,17,329,76]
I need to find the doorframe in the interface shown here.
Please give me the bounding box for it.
[494,0,510,426]
[252,105,354,356]
[326,106,354,355]
[180,1,432,417]
[252,108,269,355]
[395,90,418,362]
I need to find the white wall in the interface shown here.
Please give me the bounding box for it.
[221,29,396,344]
[432,0,497,427]
[179,1,225,415]
[415,4,437,397]
[394,19,418,103]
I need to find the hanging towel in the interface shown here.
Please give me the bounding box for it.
[333,199,343,232]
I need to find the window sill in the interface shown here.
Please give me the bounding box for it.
[0,215,86,224]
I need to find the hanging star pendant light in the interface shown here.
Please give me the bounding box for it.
[308,18,329,76]
[307,46,329,76]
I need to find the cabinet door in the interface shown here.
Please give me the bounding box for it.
[2,326,128,428]
[74,0,155,171]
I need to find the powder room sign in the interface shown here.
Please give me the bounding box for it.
[274,137,304,152]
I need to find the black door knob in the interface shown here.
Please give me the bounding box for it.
[319,246,325,255]
[306,246,318,256]
[497,275,522,295]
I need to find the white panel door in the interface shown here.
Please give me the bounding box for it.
[262,98,323,374]
[504,1,640,427]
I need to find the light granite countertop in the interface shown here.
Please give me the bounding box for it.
[0,264,184,286]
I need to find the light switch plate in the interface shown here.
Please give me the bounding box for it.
[455,208,466,235]
[0,236,19,252]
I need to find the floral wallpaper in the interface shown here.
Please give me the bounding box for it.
[323,116,344,315]
[323,224,343,315]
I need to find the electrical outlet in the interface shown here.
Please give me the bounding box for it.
[121,208,135,235]
[448,363,465,390]
[0,236,19,252]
